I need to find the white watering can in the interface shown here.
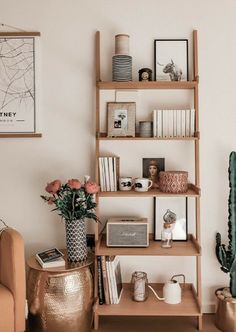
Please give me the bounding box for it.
[148,274,185,304]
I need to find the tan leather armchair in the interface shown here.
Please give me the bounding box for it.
[0,227,26,332]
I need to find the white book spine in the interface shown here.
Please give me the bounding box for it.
[153,109,157,137]
[104,157,110,191]
[168,110,174,138]
[110,259,118,304]
[190,109,195,137]
[157,110,162,138]
[108,157,115,191]
[181,110,186,137]
[176,110,181,137]
[102,158,107,191]
[113,157,117,191]
[98,158,104,192]
[106,259,114,304]
[163,110,168,137]
[173,109,177,137]
[185,109,190,137]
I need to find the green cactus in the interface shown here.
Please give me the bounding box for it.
[216,151,236,297]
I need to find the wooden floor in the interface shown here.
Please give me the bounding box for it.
[92,315,220,332]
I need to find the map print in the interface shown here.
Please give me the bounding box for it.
[0,37,35,132]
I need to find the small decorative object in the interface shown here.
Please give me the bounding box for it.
[134,178,153,192]
[138,68,152,81]
[159,170,188,193]
[106,217,149,247]
[119,177,133,191]
[148,274,185,304]
[163,274,185,304]
[112,34,132,81]
[163,209,177,224]
[139,121,153,137]
[154,39,188,81]
[107,102,136,137]
[161,223,173,248]
[154,197,188,241]
[115,34,130,55]
[41,176,99,263]
[215,151,236,332]
[142,158,165,189]
[131,271,149,302]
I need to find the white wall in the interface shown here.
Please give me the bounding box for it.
[0,0,235,312]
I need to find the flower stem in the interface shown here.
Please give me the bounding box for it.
[72,191,75,219]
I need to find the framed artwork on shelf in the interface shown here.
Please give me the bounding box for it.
[142,158,165,189]
[154,39,188,81]
[154,197,188,241]
[0,34,39,133]
[107,102,136,137]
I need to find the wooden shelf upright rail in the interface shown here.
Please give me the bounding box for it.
[193,30,202,330]
[94,31,101,330]
[94,30,202,331]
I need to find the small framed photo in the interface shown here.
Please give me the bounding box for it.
[154,197,188,241]
[107,102,136,137]
[142,158,165,188]
[154,39,188,81]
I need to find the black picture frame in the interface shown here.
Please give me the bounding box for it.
[154,197,188,241]
[154,39,189,81]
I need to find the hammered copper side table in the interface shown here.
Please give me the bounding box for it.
[27,250,94,332]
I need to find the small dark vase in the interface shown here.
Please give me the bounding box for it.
[65,219,87,263]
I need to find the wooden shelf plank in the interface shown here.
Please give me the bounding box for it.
[97,81,198,90]
[96,234,201,256]
[97,132,198,141]
[0,133,42,138]
[0,32,41,37]
[98,184,200,198]
[96,283,201,316]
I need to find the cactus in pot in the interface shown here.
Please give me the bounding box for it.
[216,151,236,297]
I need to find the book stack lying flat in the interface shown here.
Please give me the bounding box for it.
[97,255,123,304]
[35,247,65,268]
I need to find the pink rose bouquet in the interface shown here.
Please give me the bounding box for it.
[41,177,100,222]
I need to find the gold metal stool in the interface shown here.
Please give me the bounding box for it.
[27,250,94,332]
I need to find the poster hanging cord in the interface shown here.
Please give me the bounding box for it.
[0,23,26,32]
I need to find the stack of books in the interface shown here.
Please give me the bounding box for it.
[98,156,120,192]
[35,247,65,268]
[97,255,123,304]
[153,109,195,138]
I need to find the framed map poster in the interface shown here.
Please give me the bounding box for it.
[0,34,39,133]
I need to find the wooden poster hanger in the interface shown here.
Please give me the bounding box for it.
[0,23,40,37]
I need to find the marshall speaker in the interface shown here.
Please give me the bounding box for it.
[106,217,149,247]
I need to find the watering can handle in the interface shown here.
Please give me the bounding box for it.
[148,285,165,301]
[171,274,186,288]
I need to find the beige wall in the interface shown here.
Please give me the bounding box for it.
[0,0,235,312]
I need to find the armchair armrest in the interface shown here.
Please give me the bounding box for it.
[0,228,26,332]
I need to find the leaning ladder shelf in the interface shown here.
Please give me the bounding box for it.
[94,30,202,330]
